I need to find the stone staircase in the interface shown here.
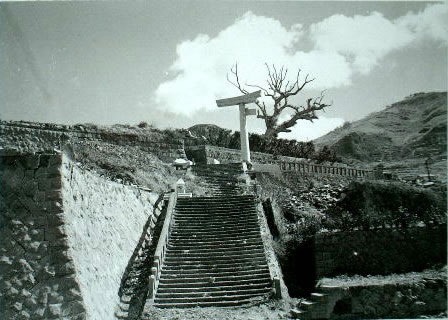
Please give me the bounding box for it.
[191,163,246,196]
[153,194,272,308]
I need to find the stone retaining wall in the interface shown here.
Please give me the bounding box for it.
[0,123,184,162]
[311,276,447,319]
[185,145,276,164]
[314,225,447,279]
[0,150,160,319]
[186,145,372,178]
[61,157,158,320]
[0,151,86,319]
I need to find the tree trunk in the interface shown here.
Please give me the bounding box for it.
[264,127,279,140]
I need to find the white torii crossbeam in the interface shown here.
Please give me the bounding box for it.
[216,90,261,163]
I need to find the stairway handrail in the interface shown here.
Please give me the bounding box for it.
[148,190,177,299]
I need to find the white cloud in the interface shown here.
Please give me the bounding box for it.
[309,12,415,74]
[154,11,352,116]
[397,3,448,44]
[155,4,447,124]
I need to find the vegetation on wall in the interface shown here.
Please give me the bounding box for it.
[325,181,447,230]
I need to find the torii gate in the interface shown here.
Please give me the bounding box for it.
[216,90,261,163]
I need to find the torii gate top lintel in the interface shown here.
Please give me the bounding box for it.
[216,90,261,164]
[216,90,261,108]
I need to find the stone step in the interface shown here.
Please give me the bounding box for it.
[156,283,270,295]
[169,236,262,246]
[161,262,269,273]
[159,277,271,288]
[167,245,264,254]
[170,227,260,237]
[176,204,253,209]
[176,203,253,208]
[174,213,256,220]
[174,208,256,214]
[161,267,270,279]
[167,244,264,253]
[169,233,262,242]
[176,200,253,205]
[290,308,307,319]
[159,272,270,284]
[171,224,259,231]
[163,255,267,266]
[153,296,265,308]
[310,292,327,302]
[175,213,255,219]
[171,226,260,234]
[172,219,259,228]
[164,251,266,262]
[154,291,269,305]
[173,215,256,223]
[156,287,270,299]
[167,245,264,255]
[176,201,252,206]
[177,195,253,202]
[167,241,263,251]
[170,227,261,236]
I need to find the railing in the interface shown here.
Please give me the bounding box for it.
[278,161,373,178]
[147,191,177,300]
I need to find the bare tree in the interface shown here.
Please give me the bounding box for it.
[227,63,332,139]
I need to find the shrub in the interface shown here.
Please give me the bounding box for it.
[137,121,149,128]
[326,181,447,230]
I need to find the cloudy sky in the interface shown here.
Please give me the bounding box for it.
[1,1,447,141]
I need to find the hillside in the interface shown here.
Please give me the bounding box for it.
[314,92,447,180]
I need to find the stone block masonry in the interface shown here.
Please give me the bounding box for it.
[0,122,185,162]
[308,270,447,319]
[1,150,159,319]
[0,150,86,319]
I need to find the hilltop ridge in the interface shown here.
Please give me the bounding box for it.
[315,92,446,160]
[314,92,447,180]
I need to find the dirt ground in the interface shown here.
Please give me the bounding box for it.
[142,299,295,320]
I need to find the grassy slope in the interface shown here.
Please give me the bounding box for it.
[315,92,446,150]
[314,92,447,180]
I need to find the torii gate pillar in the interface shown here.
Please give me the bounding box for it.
[216,91,260,163]
[238,103,250,163]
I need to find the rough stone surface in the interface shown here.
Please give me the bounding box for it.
[314,270,447,319]
[0,153,87,320]
[0,121,184,162]
[61,156,158,320]
[1,151,159,320]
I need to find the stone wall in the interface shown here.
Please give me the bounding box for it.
[185,145,276,164]
[314,225,447,279]
[0,122,184,162]
[185,145,373,178]
[310,273,447,319]
[61,157,158,320]
[0,151,86,319]
[0,150,160,320]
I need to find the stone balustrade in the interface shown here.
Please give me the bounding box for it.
[147,191,177,300]
[186,145,373,179]
[278,161,373,178]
